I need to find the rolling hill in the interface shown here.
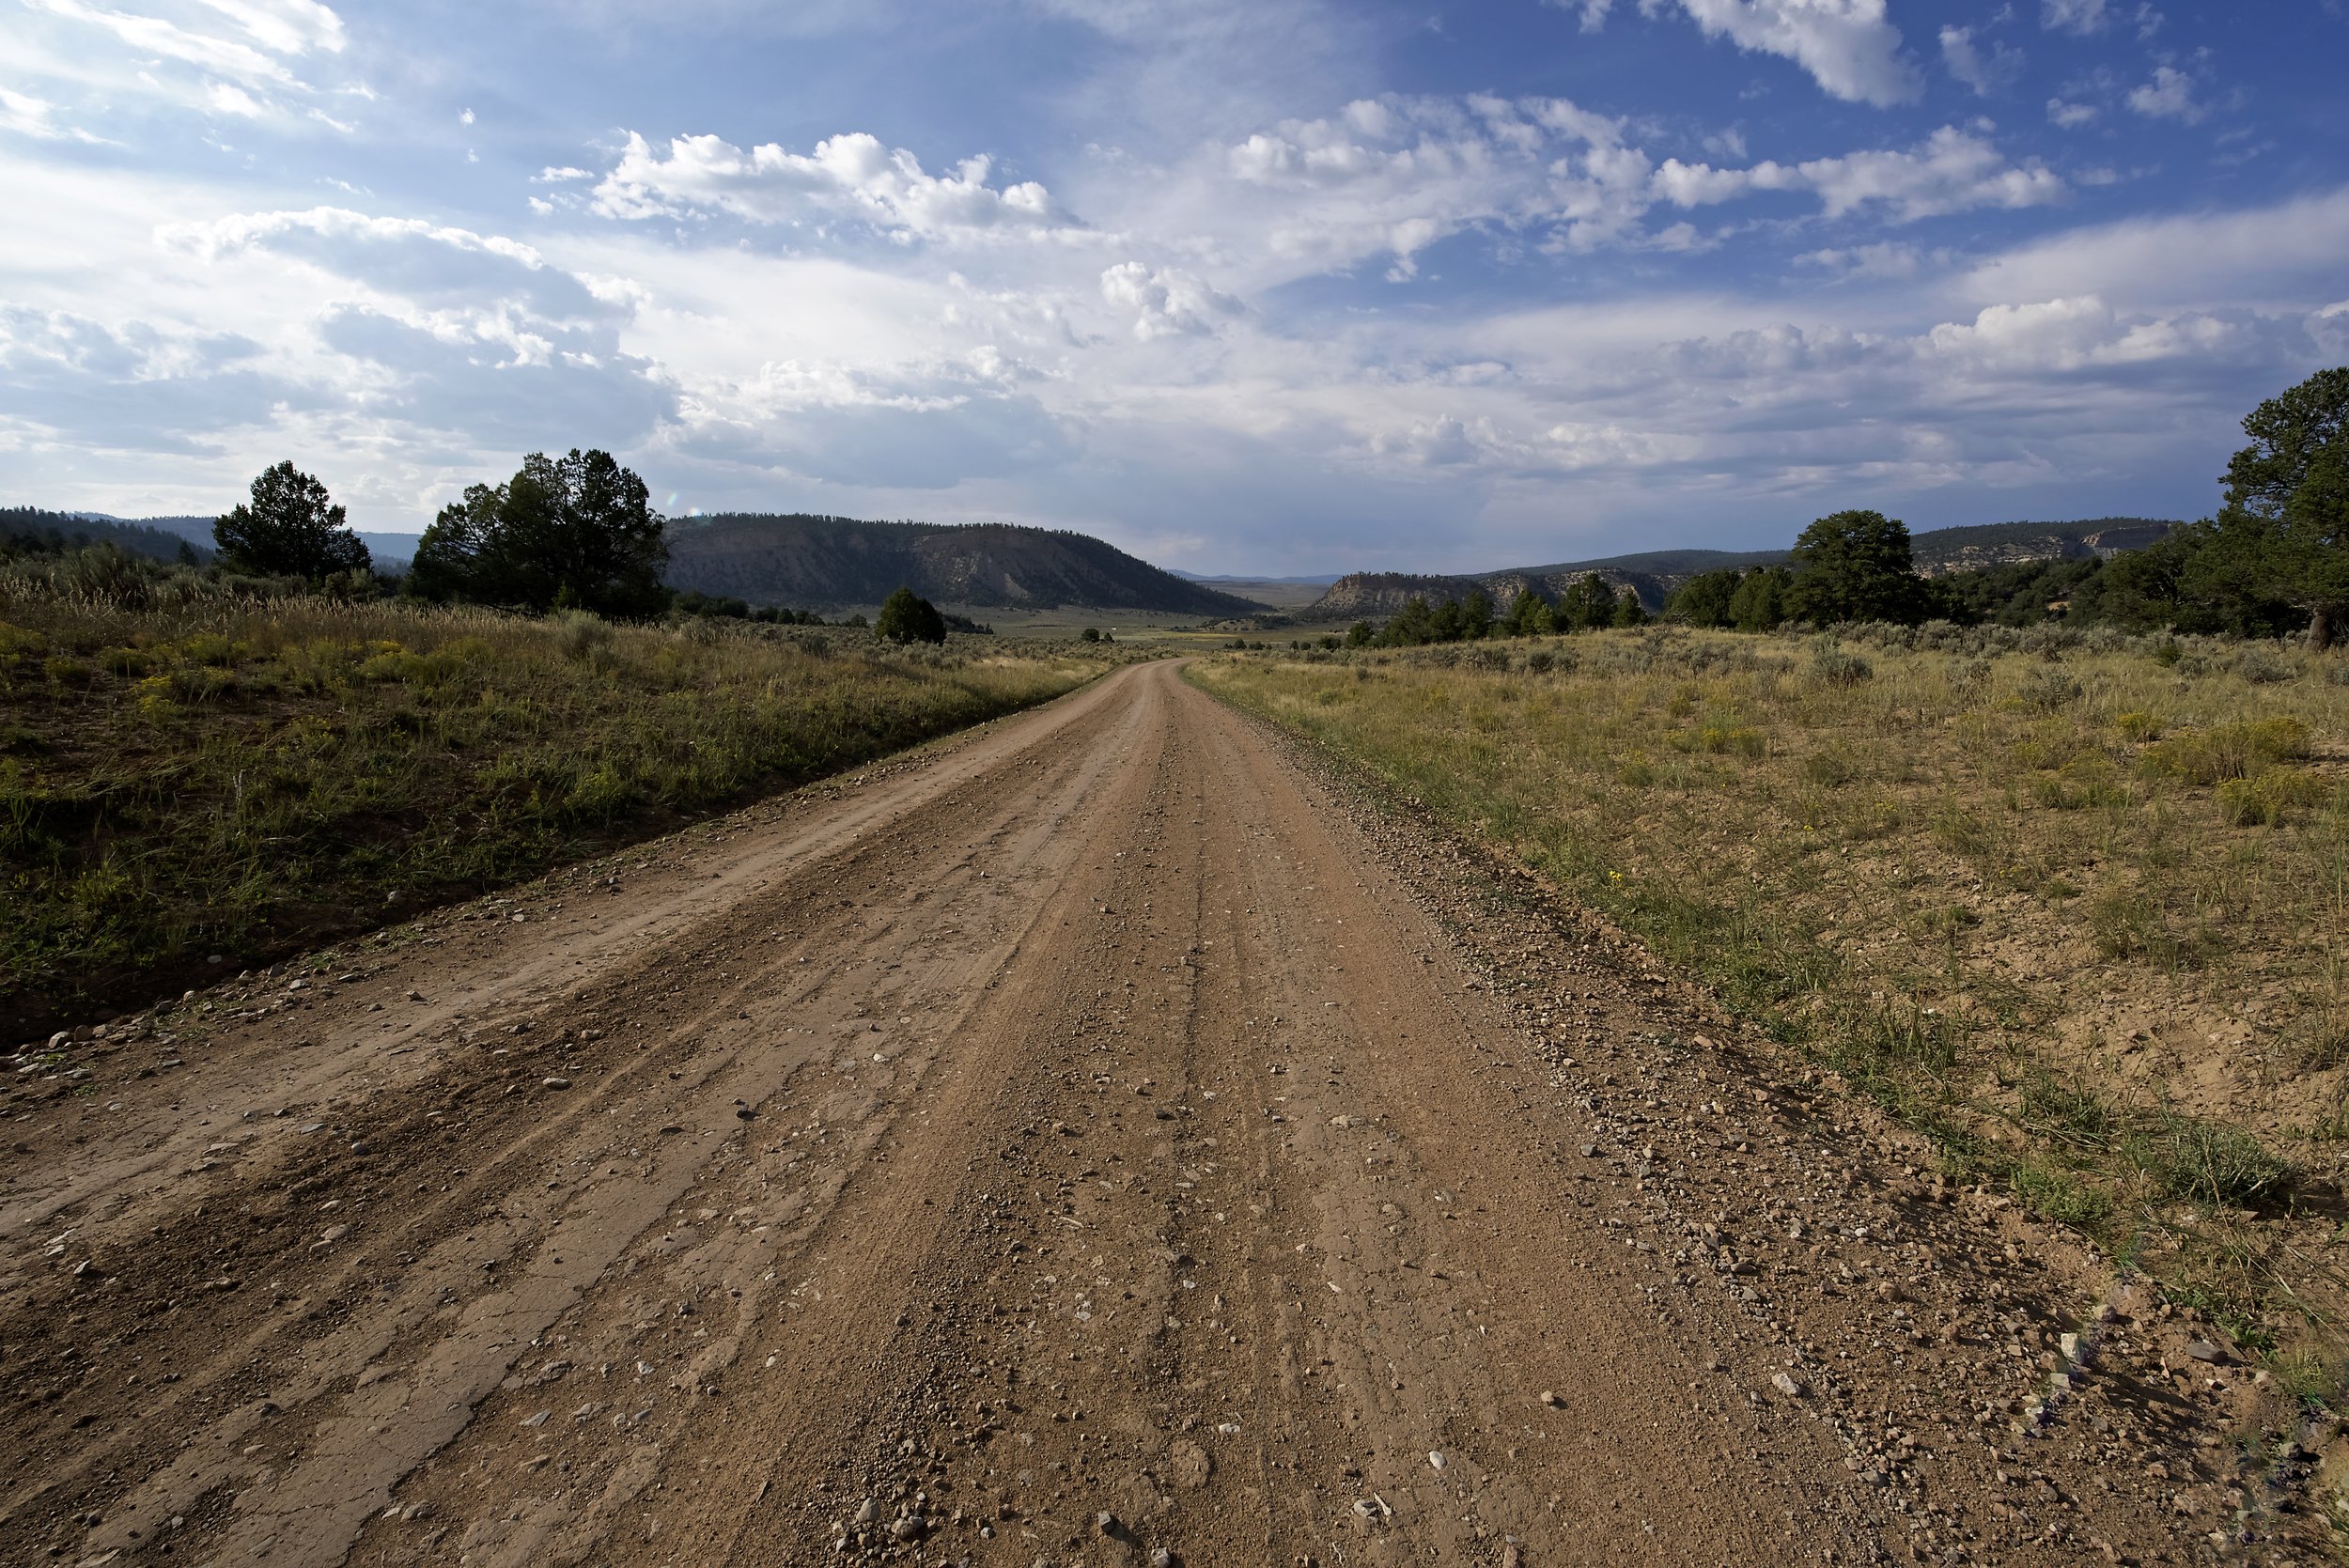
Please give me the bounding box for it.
[2,508,213,564]
[1297,517,2181,621]
[661,514,1268,615]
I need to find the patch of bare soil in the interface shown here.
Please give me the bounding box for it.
[0,661,2312,1565]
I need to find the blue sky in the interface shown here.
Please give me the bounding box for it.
[3,0,2345,573]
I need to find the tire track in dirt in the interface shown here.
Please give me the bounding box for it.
[0,660,2295,1566]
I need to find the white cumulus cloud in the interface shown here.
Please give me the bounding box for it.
[1924,295,2236,372]
[1938,25,2022,97]
[2126,66,2201,123]
[589,131,1070,243]
[1544,0,1615,32]
[1654,127,2064,223]
[1099,262,1242,339]
[1666,0,1921,107]
[1797,241,1927,278]
[2040,0,2107,34]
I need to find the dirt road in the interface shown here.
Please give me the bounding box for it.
[1,661,2298,1565]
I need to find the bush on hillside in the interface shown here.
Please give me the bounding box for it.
[876,585,948,644]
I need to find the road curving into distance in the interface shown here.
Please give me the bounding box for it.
[0,660,2286,1565]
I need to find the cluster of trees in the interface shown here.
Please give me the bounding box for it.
[183,453,996,639]
[205,451,670,617]
[670,590,841,625]
[1668,510,1931,630]
[1664,368,2348,646]
[2,508,205,567]
[407,449,668,617]
[1344,573,1651,648]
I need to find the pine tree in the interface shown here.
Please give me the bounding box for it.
[214,462,371,579]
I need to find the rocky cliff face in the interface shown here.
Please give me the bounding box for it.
[1908,520,2177,577]
[1301,568,1660,621]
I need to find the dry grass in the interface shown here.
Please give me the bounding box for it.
[1197,625,2349,1348]
[2,578,1123,1037]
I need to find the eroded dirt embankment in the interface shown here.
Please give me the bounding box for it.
[0,660,2306,1565]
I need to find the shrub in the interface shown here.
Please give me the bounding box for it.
[2144,717,2311,784]
[175,632,241,666]
[1696,724,1766,757]
[2216,767,2328,827]
[1810,645,1874,687]
[1802,748,1857,786]
[554,610,613,662]
[2232,648,2295,685]
[2019,1072,2120,1154]
[2014,1164,2114,1232]
[2129,1113,2295,1208]
[2017,669,2084,711]
[2115,710,2162,742]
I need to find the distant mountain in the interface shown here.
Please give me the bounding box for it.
[51,512,420,569]
[1512,546,1791,579]
[358,533,420,567]
[2,508,211,564]
[662,514,1269,615]
[1296,517,2183,621]
[1172,569,1345,586]
[80,513,218,547]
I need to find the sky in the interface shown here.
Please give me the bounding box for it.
[2,0,2345,574]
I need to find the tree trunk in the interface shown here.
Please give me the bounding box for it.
[2310,604,2336,652]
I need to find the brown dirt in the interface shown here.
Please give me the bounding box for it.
[0,661,2319,1566]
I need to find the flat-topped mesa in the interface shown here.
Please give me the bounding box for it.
[1302,568,1653,621]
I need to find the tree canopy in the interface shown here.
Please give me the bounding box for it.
[2207,365,2349,647]
[1668,569,1741,628]
[214,462,371,580]
[408,449,667,616]
[875,585,948,644]
[1785,510,1930,626]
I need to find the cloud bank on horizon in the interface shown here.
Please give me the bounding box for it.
[2,0,2344,572]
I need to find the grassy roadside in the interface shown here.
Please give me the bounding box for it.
[1194,626,2349,1357]
[2,582,1132,1038]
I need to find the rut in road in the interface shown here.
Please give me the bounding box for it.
[1,660,2279,1566]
